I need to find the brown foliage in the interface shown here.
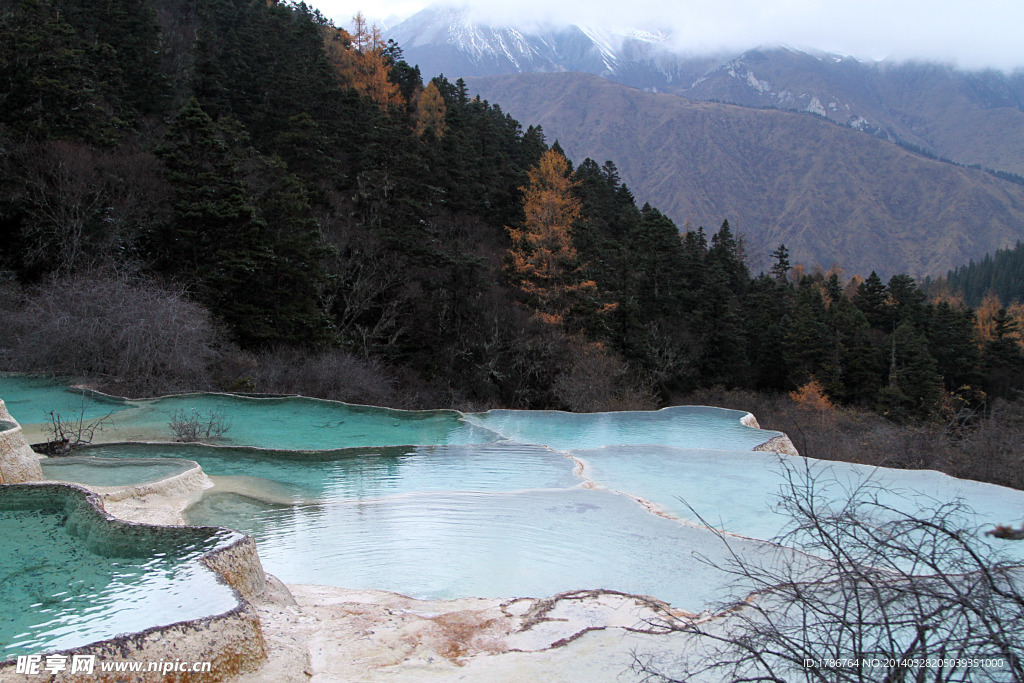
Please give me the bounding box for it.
[788,378,834,413]
[505,149,596,325]
[414,81,447,138]
[975,291,1003,344]
[321,19,403,110]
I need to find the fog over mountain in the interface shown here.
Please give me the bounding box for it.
[386,5,721,88]
[332,1,1024,71]
[387,7,1024,177]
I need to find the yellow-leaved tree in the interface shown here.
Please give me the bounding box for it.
[505,149,596,325]
[414,81,447,138]
[321,14,403,110]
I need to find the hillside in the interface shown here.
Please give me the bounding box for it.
[389,8,1024,179]
[678,47,1024,177]
[467,71,1024,277]
[4,0,1024,422]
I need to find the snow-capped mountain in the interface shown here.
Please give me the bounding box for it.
[387,6,714,89]
[683,46,891,132]
[389,5,1024,177]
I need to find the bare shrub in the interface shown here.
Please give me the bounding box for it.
[319,220,415,356]
[6,141,170,276]
[248,347,399,407]
[953,398,1024,490]
[41,399,113,455]
[2,272,227,396]
[169,408,230,443]
[552,342,658,412]
[633,460,1024,682]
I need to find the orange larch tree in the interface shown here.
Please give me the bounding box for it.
[505,149,597,325]
[321,15,403,110]
[414,80,447,138]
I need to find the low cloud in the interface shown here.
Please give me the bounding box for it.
[324,0,1024,71]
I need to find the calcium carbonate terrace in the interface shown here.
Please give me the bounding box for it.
[3,373,1024,674]
[0,484,241,658]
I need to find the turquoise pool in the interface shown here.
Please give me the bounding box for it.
[0,374,781,451]
[69,440,1024,609]
[7,376,1024,618]
[0,375,129,427]
[82,442,581,502]
[39,456,197,487]
[0,485,240,659]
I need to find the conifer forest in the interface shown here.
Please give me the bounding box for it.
[3,0,1024,490]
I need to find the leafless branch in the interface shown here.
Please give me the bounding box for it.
[633,458,1024,682]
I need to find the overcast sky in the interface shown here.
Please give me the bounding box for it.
[313,0,1024,70]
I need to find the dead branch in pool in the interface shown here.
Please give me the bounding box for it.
[168,408,231,443]
[42,398,113,455]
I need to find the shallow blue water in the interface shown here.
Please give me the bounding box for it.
[184,486,778,610]
[84,442,580,501]
[466,406,774,451]
[574,445,1024,561]
[0,375,779,452]
[0,375,128,426]
[108,394,501,449]
[39,457,197,487]
[0,487,240,660]
[8,376,1024,622]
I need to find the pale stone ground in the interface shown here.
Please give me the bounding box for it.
[235,583,702,682]
[0,400,43,483]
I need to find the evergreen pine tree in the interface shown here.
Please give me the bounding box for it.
[925,301,982,392]
[0,0,121,142]
[769,244,791,282]
[744,273,794,391]
[877,322,943,421]
[887,273,928,328]
[982,307,1024,399]
[853,271,891,330]
[785,278,831,385]
[830,299,885,405]
[157,99,332,347]
[697,221,750,387]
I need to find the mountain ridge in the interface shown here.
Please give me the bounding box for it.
[388,8,1024,177]
[467,71,1024,278]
